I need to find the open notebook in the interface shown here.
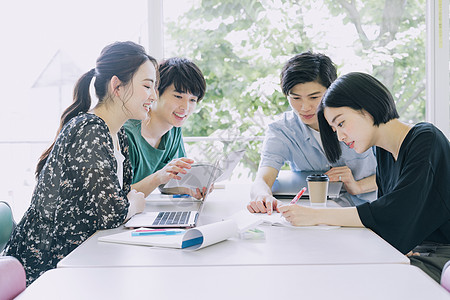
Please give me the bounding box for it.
[227,210,340,231]
[272,170,343,199]
[100,219,238,250]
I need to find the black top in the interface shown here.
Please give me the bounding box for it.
[357,122,450,254]
[4,113,132,285]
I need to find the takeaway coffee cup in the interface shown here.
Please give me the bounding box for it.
[306,174,329,207]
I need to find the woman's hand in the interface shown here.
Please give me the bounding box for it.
[154,157,194,185]
[125,189,146,220]
[278,204,319,226]
[325,166,360,195]
[406,251,420,257]
[279,205,363,227]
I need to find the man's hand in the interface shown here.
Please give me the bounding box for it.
[247,195,282,215]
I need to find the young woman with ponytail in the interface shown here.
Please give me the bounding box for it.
[4,41,158,285]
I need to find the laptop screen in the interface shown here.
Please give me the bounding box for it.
[271,170,343,199]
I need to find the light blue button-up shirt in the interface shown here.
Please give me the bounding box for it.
[260,111,377,205]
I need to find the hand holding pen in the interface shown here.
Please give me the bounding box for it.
[279,187,306,219]
[290,187,307,205]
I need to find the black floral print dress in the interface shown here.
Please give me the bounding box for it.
[4,113,132,285]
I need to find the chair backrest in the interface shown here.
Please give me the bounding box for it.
[0,256,26,299]
[441,260,450,292]
[0,201,16,252]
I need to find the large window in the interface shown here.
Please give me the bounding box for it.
[1,0,448,219]
[161,0,435,177]
[1,0,148,219]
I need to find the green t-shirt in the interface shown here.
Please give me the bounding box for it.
[124,119,186,184]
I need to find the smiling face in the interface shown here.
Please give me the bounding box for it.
[287,81,327,131]
[151,84,198,128]
[324,106,376,154]
[121,60,157,121]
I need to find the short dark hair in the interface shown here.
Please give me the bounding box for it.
[158,57,206,102]
[317,72,400,162]
[280,51,337,96]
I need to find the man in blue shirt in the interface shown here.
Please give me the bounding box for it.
[247,52,377,214]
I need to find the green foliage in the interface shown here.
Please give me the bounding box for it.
[325,0,426,123]
[166,0,426,179]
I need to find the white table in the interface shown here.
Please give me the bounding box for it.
[18,264,450,300]
[57,184,409,268]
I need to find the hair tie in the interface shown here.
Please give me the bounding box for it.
[89,68,96,77]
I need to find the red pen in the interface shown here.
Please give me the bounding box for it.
[290,187,307,205]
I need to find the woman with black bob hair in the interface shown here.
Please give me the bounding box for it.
[317,72,399,163]
[280,72,450,283]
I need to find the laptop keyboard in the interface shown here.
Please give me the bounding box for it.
[152,211,191,226]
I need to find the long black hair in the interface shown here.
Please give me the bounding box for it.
[36,41,158,176]
[317,72,399,163]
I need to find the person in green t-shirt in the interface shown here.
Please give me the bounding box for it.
[124,57,206,197]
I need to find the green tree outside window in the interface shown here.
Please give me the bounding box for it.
[164,0,425,179]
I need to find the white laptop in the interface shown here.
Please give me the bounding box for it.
[272,170,343,199]
[124,206,202,228]
[124,160,220,229]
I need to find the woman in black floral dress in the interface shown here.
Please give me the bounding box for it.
[4,41,158,285]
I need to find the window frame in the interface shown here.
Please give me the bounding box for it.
[426,0,450,138]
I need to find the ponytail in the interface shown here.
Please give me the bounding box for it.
[35,68,96,177]
[35,41,157,178]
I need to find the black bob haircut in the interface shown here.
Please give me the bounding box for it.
[317,72,400,163]
[158,57,206,102]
